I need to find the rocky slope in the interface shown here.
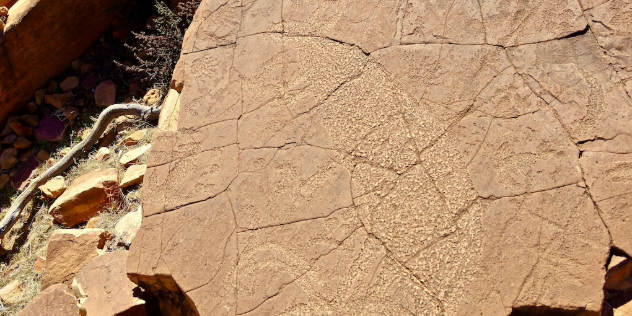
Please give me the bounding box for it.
[126,0,632,315]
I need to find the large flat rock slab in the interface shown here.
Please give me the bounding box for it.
[0,0,125,123]
[128,0,632,315]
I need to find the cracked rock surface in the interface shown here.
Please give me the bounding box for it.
[128,0,632,315]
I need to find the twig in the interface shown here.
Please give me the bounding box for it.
[0,103,161,239]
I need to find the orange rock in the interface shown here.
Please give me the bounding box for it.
[40,229,107,290]
[18,284,78,316]
[8,117,33,136]
[48,168,122,227]
[13,136,31,149]
[0,0,124,124]
[44,93,73,109]
[34,256,46,273]
[59,76,79,92]
[0,147,17,169]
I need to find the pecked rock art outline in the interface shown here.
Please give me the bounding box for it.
[128,0,632,315]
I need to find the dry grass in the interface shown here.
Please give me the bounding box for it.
[0,116,155,315]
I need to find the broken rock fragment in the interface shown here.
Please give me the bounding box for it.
[17,284,78,316]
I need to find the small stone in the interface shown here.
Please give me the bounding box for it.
[120,164,146,188]
[0,280,23,305]
[143,89,161,106]
[34,257,46,273]
[44,93,73,109]
[80,62,95,74]
[0,174,10,189]
[94,80,116,107]
[120,144,151,166]
[63,106,79,120]
[122,129,146,146]
[47,81,58,94]
[59,76,80,92]
[0,148,18,169]
[26,102,38,114]
[71,60,81,71]
[113,208,142,244]
[9,117,33,136]
[85,217,100,229]
[36,149,50,162]
[95,147,110,161]
[13,137,31,149]
[34,116,65,142]
[40,176,67,199]
[1,133,16,144]
[81,72,100,90]
[0,7,8,17]
[18,147,37,162]
[34,89,46,105]
[0,118,14,136]
[49,168,122,227]
[11,156,40,189]
[20,114,39,127]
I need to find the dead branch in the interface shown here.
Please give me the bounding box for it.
[0,103,161,239]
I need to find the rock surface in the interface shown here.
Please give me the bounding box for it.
[49,168,122,227]
[120,164,146,188]
[17,284,78,316]
[40,175,67,198]
[0,0,125,124]
[74,250,148,316]
[113,207,142,245]
[128,0,632,315]
[40,229,107,290]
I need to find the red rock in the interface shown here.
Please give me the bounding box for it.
[59,76,79,92]
[13,136,31,149]
[74,250,148,316]
[0,0,125,124]
[94,80,116,107]
[40,229,107,289]
[11,155,40,189]
[44,93,73,109]
[8,117,33,136]
[63,106,79,120]
[17,284,78,316]
[81,72,100,90]
[0,147,17,169]
[20,114,39,127]
[34,116,65,142]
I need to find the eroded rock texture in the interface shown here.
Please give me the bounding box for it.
[128,0,632,315]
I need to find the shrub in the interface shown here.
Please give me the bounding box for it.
[120,0,201,88]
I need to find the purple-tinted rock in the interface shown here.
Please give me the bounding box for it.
[34,116,65,142]
[11,155,40,190]
[1,134,17,144]
[94,80,116,107]
[81,72,100,90]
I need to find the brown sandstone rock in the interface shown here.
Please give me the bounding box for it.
[120,164,146,188]
[13,136,31,149]
[74,250,148,316]
[129,0,632,315]
[48,168,122,227]
[8,117,33,136]
[95,147,111,161]
[40,229,107,290]
[122,129,146,146]
[17,284,78,316]
[44,93,73,109]
[94,80,117,107]
[0,147,17,169]
[59,76,79,92]
[0,0,125,124]
[120,144,151,166]
[40,175,66,198]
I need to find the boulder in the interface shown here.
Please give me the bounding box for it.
[120,144,151,166]
[158,89,180,131]
[34,116,65,142]
[17,284,78,316]
[94,80,116,107]
[48,168,122,227]
[0,280,23,305]
[120,164,146,188]
[73,250,148,316]
[40,175,67,198]
[59,76,79,92]
[113,207,142,245]
[0,0,126,124]
[40,229,107,290]
[122,129,146,146]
